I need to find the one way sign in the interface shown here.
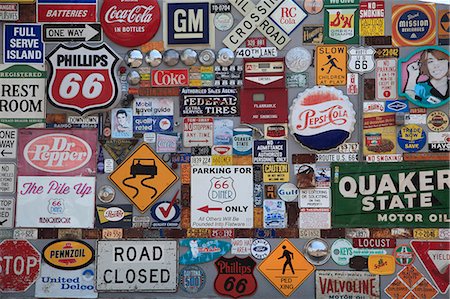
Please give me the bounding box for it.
[43,23,102,43]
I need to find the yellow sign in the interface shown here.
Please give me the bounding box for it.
[42,240,94,270]
[212,155,233,166]
[368,254,395,275]
[263,163,289,183]
[413,228,439,240]
[315,45,347,86]
[258,239,315,297]
[109,143,178,212]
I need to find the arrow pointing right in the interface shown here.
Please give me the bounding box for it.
[85,24,100,41]
[197,205,223,213]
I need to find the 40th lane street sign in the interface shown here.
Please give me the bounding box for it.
[43,24,102,43]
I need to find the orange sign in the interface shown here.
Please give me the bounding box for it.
[109,143,178,212]
[368,254,395,275]
[385,278,410,299]
[258,239,315,297]
[438,10,450,45]
[315,45,347,86]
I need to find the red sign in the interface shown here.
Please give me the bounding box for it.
[214,256,257,298]
[0,240,41,292]
[151,69,189,87]
[240,88,288,124]
[100,0,161,47]
[411,240,450,294]
[46,43,121,115]
[246,37,266,48]
[18,129,98,176]
[38,0,97,23]
[353,238,396,249]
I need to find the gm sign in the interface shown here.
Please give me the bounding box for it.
[164,0,214,47]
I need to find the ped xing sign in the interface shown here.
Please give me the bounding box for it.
[96,240,178,292]
[331,162,450,228]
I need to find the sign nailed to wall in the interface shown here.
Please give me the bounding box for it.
[3,24,44,64]
[316,270,380,299]
[331,162,450,228]
[37,0,97,23]
[316,45,347,86]
[359,1,385,36]
[43,23,102,43]
[180,87,239,117]
[324,0,360,44]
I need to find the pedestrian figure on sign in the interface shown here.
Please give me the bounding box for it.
[322,55,343,74]
[278,245,295,274]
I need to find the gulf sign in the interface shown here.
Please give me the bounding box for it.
[42,240,94,270]
[37,0,97,23]
[18,129,97,176]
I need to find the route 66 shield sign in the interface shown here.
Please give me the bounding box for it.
[347,46,375,74]
[208,177,236,203]
[214,256,257,298]
[46,43,121,115]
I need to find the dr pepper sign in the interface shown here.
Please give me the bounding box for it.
[331,162,450,228]
[46,43,121,115]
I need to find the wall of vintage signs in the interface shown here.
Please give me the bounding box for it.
[0,0,449,298]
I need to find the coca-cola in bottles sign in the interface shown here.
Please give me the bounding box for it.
[100,0,161,47]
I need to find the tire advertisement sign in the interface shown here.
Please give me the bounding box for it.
[180,87,239,117]
[0,64,46,128]
[331,162,450,228]
[15,176,96,228]
[316,270,380,299]
[96,240,178,292]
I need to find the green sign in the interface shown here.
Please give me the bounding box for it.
[0,64,46,128]
[331,162,450,228]
[324,0,360,44]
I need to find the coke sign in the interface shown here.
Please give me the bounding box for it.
[100,0,161,47]
[18,129,97,176]
[46,43,121,115]
[151,69,189,87]
[0,240,41,293]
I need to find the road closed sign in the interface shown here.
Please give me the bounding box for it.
[96,240,178,292]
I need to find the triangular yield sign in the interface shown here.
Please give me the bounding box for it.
[411,240,450,294]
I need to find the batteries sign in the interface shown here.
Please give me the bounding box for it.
[191,166,253,228]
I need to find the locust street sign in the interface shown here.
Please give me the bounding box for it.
[43,24,102,42]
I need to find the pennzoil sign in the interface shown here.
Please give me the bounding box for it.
[42,240,94,270]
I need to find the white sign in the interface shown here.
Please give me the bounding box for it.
[183,117,213,147]
[269,0,307,35]
[316,154,358,162]
[366,154,403,162]
[0,198,14,228]
[0,129,17,159]
[347,46,375,74]
[43,24,102,43]
[347,73,358,95]
[223,0,287,51]
[0,163,15,193]
[231,238,252,255]
[15,176,95,228]
[404,113,427,125]
[235,47,278,58]
[35,263,97,298]
[376,58,397,100]
[104,159,114,173]
[191,166,253,228]
[13,228,38,239]
[363,101,385,113]
[277,183,299,202]
[0,3,19,21]
[299,208,331,229]
[299,189,331,208]
[96,240,177,292]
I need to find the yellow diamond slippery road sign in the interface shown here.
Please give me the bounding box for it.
[109,143,178,212]
[258,239,315,297]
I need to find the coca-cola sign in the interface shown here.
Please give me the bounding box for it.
[100,0,161,47]
[289,86,356,151]
[151,69,189,87]
[18,129,97,176]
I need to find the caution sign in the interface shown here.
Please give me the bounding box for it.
[258,239,315,297]
[109,143,178,212]
[316,45,347,86]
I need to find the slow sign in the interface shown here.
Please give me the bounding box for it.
[96,240,178,292]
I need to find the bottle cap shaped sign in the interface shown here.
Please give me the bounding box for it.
[289,86,356,151]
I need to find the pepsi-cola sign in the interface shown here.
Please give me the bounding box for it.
[100,0,161,47]
[289,86,356,151]
[46,43,121,115]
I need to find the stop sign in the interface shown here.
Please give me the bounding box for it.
[0,239,41,292]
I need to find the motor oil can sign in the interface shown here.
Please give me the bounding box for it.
[96,240,177,292]
[3,24,44,64]
[191,166,253,228]
[0,65,46,128]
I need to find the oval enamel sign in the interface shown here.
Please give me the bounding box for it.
[42,240,94,270]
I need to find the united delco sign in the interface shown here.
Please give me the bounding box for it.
[331,162,450,228]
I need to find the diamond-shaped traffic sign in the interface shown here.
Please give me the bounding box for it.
[109,143,178,212]
[258,239,315,297]
[269,0,307,35]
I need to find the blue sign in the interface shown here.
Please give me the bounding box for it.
[179,266,206,294]
[397,124,427,153]
[133,116,174,133]
[167,2,210,45]
[179,239,231,265]
[3,24,44,64]
[385,100,409,113]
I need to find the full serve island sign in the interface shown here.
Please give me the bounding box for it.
[332,162,450,228]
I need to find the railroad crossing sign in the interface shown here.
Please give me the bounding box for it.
[0,239,41,292]
[109,143,178,212]
[258,239,315,297]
